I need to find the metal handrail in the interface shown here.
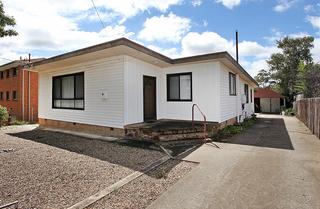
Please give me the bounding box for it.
[192,104,207,140]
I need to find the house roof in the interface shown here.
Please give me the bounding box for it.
[254,88,285,98]
[0,58,45,71]
[33,37,258,87]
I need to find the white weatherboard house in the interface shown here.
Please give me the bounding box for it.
[34,38,258,137]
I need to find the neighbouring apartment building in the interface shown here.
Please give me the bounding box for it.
[0,58,43,122]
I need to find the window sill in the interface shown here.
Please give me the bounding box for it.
[52,107,85,110]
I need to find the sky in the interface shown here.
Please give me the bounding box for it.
[1,0,320,76]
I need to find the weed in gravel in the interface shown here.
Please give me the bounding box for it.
[214,116,257,142]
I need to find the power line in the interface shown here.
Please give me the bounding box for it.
[90,0,105,29]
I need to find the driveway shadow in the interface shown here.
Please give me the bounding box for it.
[9,129,198,176]
[221,117,294,150]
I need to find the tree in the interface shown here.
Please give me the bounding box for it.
[267,36,314,104]
[254,69,270,87]
[304,63,320,98]
[0,0,18,37]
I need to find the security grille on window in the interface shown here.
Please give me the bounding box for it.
[167,72,192,101]
[12,91,17,100]
[229,72,236,95]
[6,91,10,100]
[13,68,18,77]
[52,72,84,109]
[244,84,249,103]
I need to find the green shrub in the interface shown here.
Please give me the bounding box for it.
[0,106,9,126]
[214,116,256,141]
[285,108,295,116]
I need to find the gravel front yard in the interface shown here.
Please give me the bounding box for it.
[0,125,197,209]
[88,159,196,209]
[0,126,165,208]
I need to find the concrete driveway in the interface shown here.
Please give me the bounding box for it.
[148,115,320,209]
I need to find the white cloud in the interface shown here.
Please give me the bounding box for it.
[147,45,180,58]
[138,13,191,43]
[181,32,234,56]
[307,16,320,29]
[304,4,315,13]
[264,29,310,44]
[181,31,277,59]
[215,0,241,9]
[241,59,269,77]
[312,38,320,63]
[0,0,136,64]
[273,0,297,12]
[191,0,202,7]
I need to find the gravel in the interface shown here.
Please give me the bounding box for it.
[0,126,165,209]
[88,159,197,209]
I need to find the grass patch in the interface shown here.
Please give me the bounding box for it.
[213,115,257,142]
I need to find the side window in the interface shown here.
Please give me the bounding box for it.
[244,84,249,103]
[229,72,236,95]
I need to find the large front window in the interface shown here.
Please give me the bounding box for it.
[167,72,192,101]
[52,72,84,110]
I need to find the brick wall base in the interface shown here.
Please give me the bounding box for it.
[218,117,238,129]
[38,118,125,138]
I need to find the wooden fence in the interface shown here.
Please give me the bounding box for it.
[294,98,320,139]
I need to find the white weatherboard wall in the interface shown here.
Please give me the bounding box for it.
[220,63,255,122]
[124,57,221,124]
[220,63,239,122]
[123,56,164,125]
[162,62,220,122]
[38,56,125,128]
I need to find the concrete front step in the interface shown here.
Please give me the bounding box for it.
[158,132,206,141]
[124,119,219,142]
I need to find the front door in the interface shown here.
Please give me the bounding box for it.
[143,76,157,121]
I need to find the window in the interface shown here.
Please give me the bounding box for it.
[6,91,10,100]
[0,71,3,79]
[250,89,253,103]
[0,92,3,100]
[52,72,84,109]
[167,72,192,101]
[12,91,17,100]
[6,70,10,78]
[12,68,18,77]
[229,72,236,95]
[244,84,249,103]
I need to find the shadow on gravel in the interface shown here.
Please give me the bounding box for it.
[220,117,294,150]
[9,129,199,176]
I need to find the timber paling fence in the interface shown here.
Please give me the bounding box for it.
[294,98,320,139]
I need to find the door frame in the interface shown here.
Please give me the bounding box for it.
[143,75,157,121]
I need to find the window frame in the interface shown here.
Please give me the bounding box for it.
[0,92,3,100]
[167,72,192,102]
[6,91,10,101]
[244,84,249,103]
[229,72,237,96]
[0,71,3,79]
[12,68,18,77]
[12,90,18,101]
[6,69,10,78]
[52,72,85,110]
[250,89,253,103]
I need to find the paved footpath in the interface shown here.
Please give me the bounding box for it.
[148,115,320,209]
